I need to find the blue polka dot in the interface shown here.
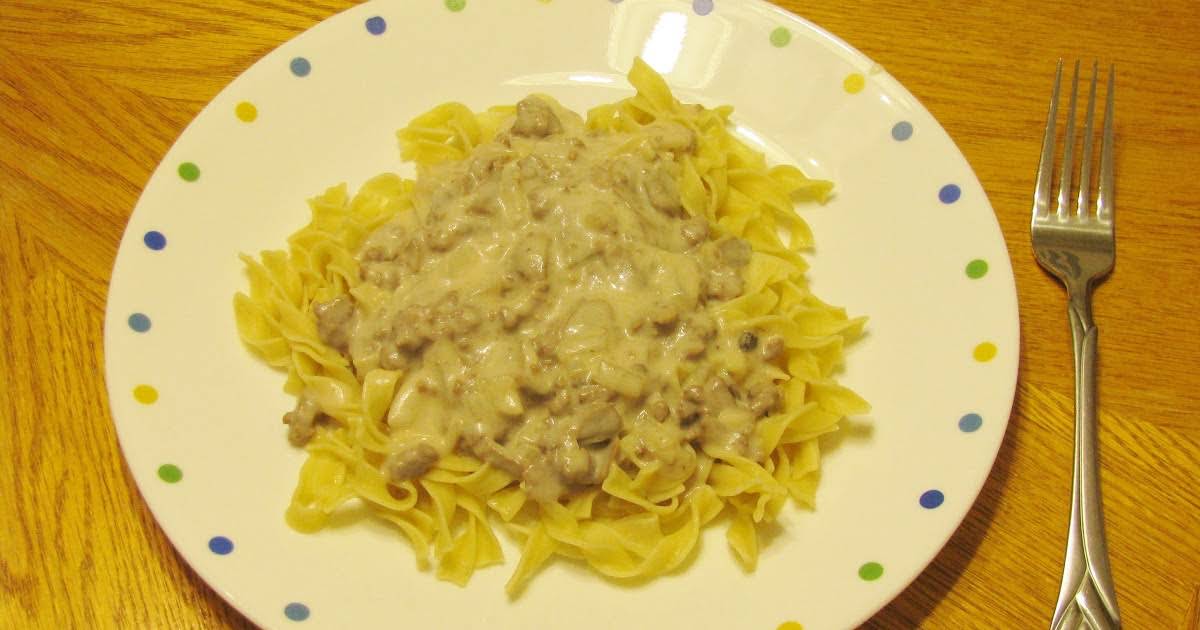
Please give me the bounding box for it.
[365,16,386,35]
[128,313,151,332]
[891,121,913,141]
[208,536,234,555]
[939,183,961,204]
[284,603,310,621]
[919,489,945,509]
[692,0,713,15]
[143,231,166,251]
[290,57,311,77]
[958,413,982,433]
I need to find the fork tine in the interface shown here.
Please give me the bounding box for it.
[1097,66,1115,222]
[1076,62,1099,217]
[1033,60,1062,221]
[1057,61,1080,219]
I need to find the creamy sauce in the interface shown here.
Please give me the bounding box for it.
[297,96,783,502]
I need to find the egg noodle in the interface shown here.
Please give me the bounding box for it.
[233,59,867,596]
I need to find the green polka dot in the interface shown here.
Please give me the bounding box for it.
[770,27,791,47]
[178,162,200,182]
[858,562,884,581]
[966,258,988,279]
[444,0,465,11]
[157,464,182,483]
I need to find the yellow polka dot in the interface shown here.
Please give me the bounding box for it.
[973,342,998,362]
[777,622,804,630]
[133,385,159,404]
[843,72,865,94]
[235,101,258,123]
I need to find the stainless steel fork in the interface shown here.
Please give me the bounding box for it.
[1031,60,1120,630]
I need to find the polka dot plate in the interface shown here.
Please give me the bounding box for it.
[103,1,1019,629]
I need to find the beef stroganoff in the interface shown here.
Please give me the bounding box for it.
[234,59,867,595]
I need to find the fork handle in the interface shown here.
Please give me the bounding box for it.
[1051,289,1121,630]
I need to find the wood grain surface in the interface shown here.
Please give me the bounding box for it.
[2,1,1198,628]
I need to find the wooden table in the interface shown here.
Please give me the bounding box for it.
[3,1,1198,627]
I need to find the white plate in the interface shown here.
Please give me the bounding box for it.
[104,1,1018,628]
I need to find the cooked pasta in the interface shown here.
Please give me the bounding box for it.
[233,58,867,596]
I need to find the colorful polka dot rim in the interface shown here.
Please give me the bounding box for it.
[939,183,962,204]
[105,2,1018,629]
[843,73,865,94]
[208,536,234,555]
[284,603,311,622]
[919,490,945,509]
[236,101,258,122]
[365,16,386,35]
[157,464,182,483]
[177,162,200,182]
[128,313,151,332]
[290,57,311,77]
[133,385,158,404]
[959,413,983,433]
[143,230,166,250]
[973,342,998,362]
[858,562,884,581]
